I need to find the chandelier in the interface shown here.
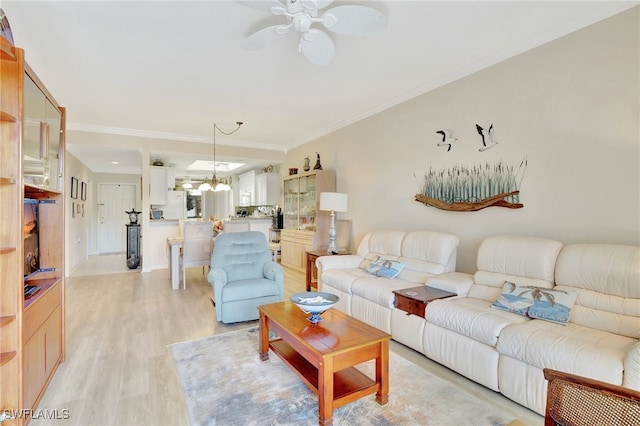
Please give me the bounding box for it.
[198,121,243,191]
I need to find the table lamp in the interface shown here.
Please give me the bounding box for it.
[319,192,348,254]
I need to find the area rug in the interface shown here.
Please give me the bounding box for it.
[169,327,513,426]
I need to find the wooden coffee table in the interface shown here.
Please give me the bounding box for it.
[258,301,391,426]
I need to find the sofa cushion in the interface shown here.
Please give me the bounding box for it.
[351,276,419,309]
[470,236,564,302]
[527,288,577,324]
[364,259,407,279]
[355,230,460,284]
[492,281,530,317]
[320,268,366,295]
[554,244,640,338]
[492,281,578,324]
[356,230,406,258]
[497,320,638,385]
[358,253,380,270]
[426,297,530,347]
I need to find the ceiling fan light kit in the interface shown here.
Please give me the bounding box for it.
[239,0,388,65]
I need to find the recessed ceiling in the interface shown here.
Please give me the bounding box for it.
[2,1,635,176]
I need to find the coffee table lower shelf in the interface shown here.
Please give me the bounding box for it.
[269,339,380,409]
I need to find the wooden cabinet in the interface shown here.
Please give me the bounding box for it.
[0,35,25,422]
[22,282,63,410]
[237,170,256,206]
[149,166,168,205]
[0,36,65,424]
[22,72,63,192]
[255,172,280,205]
[280,230,314,271]
[280,170,335,271]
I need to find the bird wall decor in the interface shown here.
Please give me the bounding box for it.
[476,123,498,152]
[435,129,458,152]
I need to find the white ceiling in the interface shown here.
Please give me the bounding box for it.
[2,1,636,177]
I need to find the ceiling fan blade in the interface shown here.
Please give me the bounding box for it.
[244,25,290,50]
[301,0,333,11]
[315,0,333,9]
[322,5,387,36]
[300,29,335,66]
[235,0,285,14]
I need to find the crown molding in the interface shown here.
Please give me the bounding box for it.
[67,122,288,153]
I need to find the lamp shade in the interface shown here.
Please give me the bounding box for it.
[198,182,212,192]
[319,192,348,213]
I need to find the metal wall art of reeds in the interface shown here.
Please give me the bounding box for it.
[415,159,527,211]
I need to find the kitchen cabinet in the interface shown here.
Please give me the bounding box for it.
[237,170,256,206]
[149,166,168,205]
[280,170,335,271]
[255,172,281,205]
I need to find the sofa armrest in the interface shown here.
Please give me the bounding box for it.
[623,342,640,390]
[426,272,474,296]
[316,254,363,271]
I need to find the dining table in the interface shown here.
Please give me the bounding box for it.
[166,234,218,290]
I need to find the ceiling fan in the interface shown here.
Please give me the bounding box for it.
[238,0,388,65]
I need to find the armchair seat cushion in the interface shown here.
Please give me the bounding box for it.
[221,278,282,302]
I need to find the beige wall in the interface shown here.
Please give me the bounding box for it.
[65,152,94,275]
[285,8,640,272]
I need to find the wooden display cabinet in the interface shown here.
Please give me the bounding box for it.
[0,35,66,424]
[280,170,335,272]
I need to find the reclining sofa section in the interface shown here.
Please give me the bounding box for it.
[318,232,640,416]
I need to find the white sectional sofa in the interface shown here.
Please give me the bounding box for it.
[317,230,459,335]
[495,243,640,414]
[318,232,640,415]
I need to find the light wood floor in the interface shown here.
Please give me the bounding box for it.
[33,255,543,425]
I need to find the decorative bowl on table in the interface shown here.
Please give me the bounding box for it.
[290,291,339,323]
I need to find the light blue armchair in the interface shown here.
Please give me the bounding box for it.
[207,231,284,323]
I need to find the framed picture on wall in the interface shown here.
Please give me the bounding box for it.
[81,181,87,201]
[71,177,78,199]
[71,202,76,218]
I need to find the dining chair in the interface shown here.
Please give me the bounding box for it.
[179,220,214,290]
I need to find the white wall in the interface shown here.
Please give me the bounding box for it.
[285,8,640,272]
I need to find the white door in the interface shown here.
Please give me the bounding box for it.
[99,183,136,253]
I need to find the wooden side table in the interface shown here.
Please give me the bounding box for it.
[305,249,350,291]
[393,286,456,318]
